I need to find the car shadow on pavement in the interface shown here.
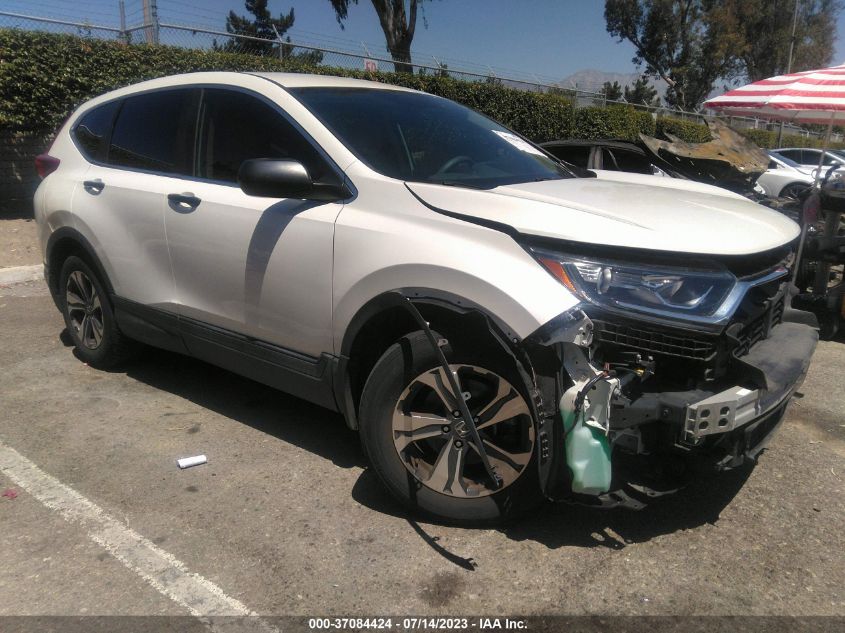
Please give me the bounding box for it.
[79,337,754,553]
[109,344,367,471]
[501,465,753,549]
[350,458,753,552]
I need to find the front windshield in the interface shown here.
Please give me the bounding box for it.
[290,87,571,189]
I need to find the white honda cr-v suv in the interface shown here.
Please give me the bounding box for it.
[35,72,817,524]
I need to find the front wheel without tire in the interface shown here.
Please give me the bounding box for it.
[359,331,542,525]
[59,255,134,368]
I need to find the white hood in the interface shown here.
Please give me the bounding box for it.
[406,173,799,256]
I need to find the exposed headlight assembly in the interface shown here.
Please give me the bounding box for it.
[533,248,740,323]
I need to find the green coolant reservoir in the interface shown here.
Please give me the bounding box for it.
[560,383,613,495]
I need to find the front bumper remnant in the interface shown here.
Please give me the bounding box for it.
[684,385,760,440]
[552,315,817,499]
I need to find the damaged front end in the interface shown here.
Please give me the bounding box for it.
[522,244,819,507]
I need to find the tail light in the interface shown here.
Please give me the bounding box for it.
[35,154,60,179]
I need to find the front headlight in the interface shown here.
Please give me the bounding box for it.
[532,249,738,320]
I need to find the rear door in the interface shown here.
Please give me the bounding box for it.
[74,88,198,310]
[164,87,344,359]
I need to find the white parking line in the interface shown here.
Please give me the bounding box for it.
[0,440,273,628]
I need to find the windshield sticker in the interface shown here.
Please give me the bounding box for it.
[492,130,546,157]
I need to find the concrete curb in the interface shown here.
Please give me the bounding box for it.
[0,264,43,286]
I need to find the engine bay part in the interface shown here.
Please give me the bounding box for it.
[559,344,615,495]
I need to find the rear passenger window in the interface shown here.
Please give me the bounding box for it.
[74,101,119,161]
[197,89,330,184]
[108,90,194,175]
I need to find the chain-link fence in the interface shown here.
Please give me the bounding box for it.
[0,5,834,141]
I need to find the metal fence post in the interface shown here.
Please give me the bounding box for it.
[142,0,159,45]
[118,0,127,43]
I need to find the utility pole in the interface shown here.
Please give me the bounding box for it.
[118,0,128,44]
[142,0,160,45]
[776,0,800,147]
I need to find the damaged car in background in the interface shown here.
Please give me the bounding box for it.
[542,120,825,220]
[35,73,818,524]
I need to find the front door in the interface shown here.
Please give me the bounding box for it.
[164,87,343,359]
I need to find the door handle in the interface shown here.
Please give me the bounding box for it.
[83,179,105,193]
[167,193,201,209]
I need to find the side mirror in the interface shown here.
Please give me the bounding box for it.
[237,158,349,201]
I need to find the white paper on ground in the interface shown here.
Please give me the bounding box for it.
[176,455,207,469]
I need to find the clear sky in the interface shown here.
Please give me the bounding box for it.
[7,0,845,84]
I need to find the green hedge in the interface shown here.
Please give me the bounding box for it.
[655,117,711,143]
[0,28,574,142]
[571,105,655,141]
[2,28,840,151]
[738,128,845,150]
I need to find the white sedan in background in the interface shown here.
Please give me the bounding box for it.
[756,152,815,199]
[770,147,845,177]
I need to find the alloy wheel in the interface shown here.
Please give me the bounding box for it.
[781,183,810,200]
[392,364,534,498]
[65,270,105,350]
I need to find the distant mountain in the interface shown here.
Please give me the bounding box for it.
[558,69,668,98]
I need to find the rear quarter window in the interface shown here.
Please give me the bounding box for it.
[73,101,120,161]
[107,90,196,175]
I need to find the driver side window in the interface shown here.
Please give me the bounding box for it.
[196,89,330,184]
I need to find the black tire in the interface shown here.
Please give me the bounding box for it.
[59,255,134,368]
[359,330,543,525]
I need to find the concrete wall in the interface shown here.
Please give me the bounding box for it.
[1,131,53,217]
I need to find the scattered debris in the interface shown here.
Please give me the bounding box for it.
[176,455,207,469]
[2,489,18,499]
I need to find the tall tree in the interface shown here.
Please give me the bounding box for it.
[223,1,322,64]
[601,80,624,101]
[224,0,295,56]
[329,1,426,73]
[713,0,840,82]
[624,76,660,106]
[604,0,741,110]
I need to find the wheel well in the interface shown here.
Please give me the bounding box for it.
[46,234,111,299]
[345,303,515,426]
[46,237,86,296]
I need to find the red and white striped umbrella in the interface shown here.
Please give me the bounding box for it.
[706,64,845,288]
[704,63,845,123]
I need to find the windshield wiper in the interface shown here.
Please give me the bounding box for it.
[434,180,486,190]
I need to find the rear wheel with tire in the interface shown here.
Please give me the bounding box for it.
[359,331,542,525]
[59,255,134,368]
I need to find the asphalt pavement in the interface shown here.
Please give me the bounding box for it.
[0,276,843,624]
